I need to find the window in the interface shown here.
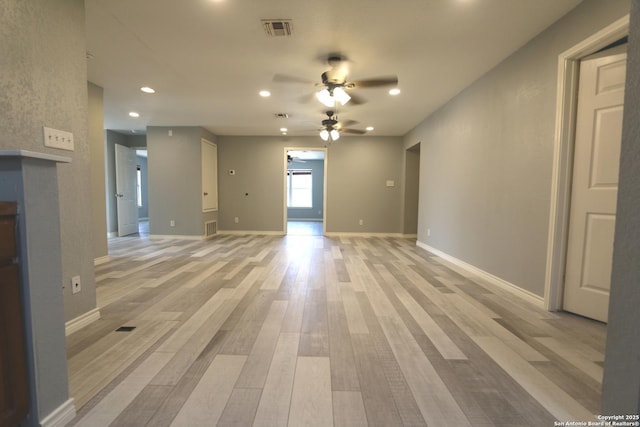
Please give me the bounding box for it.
[287,169,312,208]
[136,166,142,207]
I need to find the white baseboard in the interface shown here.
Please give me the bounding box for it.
[65,308,101,336]
[94,255,110,266]
[416,241,544,308]
[107,231,118,238]
[148,234,208,240]
[218,230,285,236]
[324,232,408,238]
[40,398,76,427]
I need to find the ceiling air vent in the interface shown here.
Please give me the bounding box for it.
[262,20,293,37]
[274,113,289,119]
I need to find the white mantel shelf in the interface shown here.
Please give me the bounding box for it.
[0,150,71,163]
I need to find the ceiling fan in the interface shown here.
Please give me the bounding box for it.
[274,54,398,107]
[319,110,366,142]
[287,154,306,163]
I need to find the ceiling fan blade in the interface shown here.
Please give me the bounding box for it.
[339,119,359,127]
[347,92,367,105]
[273,74,317,85]
[341,128,367,135]
[349,76,398,89]
[297,92,316,104]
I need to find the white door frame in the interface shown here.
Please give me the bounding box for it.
[544,15,629,311]
[283,147,328,234]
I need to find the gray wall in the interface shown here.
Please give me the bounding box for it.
[326,136,404,233]
[88,83,108,259]
[404,0,631,297]
[147,126,217,236]
[602,0,640,414]
[217,136,404,234]
[0,0,91,422]
[0,0,97,322]
[137,154,149,219]
[287,159,324,221]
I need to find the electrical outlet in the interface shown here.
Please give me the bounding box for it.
[170,220,175,227]
[71,276,81,294]
[234,217,239,224]
[427,228,431,237]
[359,219,364,226]
[43,126,74,151]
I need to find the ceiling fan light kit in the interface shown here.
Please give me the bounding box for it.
[332,87,351,105]
[316,89,334,107]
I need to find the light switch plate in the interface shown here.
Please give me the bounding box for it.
[43,126,74,151]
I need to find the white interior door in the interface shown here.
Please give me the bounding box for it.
[115,144,139,237]
[563,45,626,322]
[201,139,218,212]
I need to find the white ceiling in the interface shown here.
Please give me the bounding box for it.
[85,0,583,137]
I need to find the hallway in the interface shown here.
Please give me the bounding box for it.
[67,233,605,426]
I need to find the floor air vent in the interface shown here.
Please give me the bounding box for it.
[262,20,293,37]
[116,326,136,332]
[205,220,217,239]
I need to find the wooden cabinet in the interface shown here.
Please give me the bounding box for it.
[0,202,29,427]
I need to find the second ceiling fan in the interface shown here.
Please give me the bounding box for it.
[319,110,365,142]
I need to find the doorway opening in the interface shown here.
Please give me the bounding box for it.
[403,143,420,238]
[284,148,326,236]
[135,149,149,236]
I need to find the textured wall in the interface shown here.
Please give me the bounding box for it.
[147,126,217,237]
[88,82,108,259]
[602,0,640,415]
[0,0,96,322]
[404,0,631,297]
[326,136,404,233]
[216,136,404,234]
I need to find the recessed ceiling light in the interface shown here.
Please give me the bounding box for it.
[389,88,401,96]
[280,128,288,132]
[140,86,155,94]
[259,90,271,97]
[366,126,374,131]
[129,112,140,118]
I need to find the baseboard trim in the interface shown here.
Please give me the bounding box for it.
[107,231,118,238]
[94,255,110,266]
[148,234,208,240]
[40,398,76,427]
[416,241,544,308]
[218,230,285,236]
[324,232,409,238]
[65,308,101,336]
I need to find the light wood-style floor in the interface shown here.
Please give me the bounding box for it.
[67,232,606,426]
